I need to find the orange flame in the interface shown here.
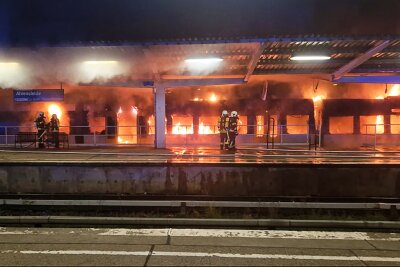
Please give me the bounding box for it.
[117,106,137,144]
[256,115,264,137]
[312,95,322,103]
[47,103,62,119]
[172,122,193,134]
[199,122,214,134]
[389,84,400,97]
[375,115,384,134]
[209,94,217,103]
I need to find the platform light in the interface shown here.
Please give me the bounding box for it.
[0,62,19,66]
[0,62,24,87]
[0,62,20,71]
[185,58,223,63]
[290,56,331,61]
[184,58,223,74]
[79,60,124,82]
[83,61,118,65]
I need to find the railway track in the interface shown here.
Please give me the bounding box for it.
[1,194,398,227]
[1,194,399,203]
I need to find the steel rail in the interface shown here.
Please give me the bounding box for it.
[0,216,399,229]
[1,199,399,210]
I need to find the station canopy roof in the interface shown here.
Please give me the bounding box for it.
[1,35,400,87]
[2,1,400,85]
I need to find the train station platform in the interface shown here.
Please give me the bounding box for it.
[0,146,399,198]
[1,145,400,164]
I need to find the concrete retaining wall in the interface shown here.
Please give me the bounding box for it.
[0,163,399,197]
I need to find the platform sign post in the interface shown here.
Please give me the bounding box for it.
[154,86,166,148]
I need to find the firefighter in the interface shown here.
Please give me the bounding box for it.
[48,114,60,148]
[217,110,229,150]
[34,112,47,148]
[228,111,239,150]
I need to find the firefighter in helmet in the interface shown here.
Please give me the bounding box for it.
[34,112,47,148]
[228,111,239,150]
[48,114,60,148]
[217,110,229,150]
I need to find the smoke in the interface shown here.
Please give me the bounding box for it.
[0,45,398,131]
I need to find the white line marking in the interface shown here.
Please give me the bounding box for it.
[1,227,399,241]
[0,250,399,262]
[98,228,400,241]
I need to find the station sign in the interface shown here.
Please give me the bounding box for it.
[13,89,64,102]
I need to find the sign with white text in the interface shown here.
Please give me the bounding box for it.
[13,89,64,102]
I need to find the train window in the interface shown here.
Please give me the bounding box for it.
[390,115,400,134]
[329,116,353,134]
[199,116,219,134]
[360,115,384,134]
[286,115,309,134]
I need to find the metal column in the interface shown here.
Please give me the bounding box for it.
[154,86,166,148]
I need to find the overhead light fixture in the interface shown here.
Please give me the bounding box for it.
[290,56,331,61]
[83,61,118,65]
[0,62,24,87]
[185,58,223,63]
[79,60,125,82]
[0,62,19,66]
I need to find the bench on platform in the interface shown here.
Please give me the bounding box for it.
[14,132,37,148]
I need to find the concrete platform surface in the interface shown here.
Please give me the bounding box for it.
[2,146,400,164]
[0,227,399,266]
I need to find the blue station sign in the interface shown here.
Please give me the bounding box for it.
[13,89,64,102]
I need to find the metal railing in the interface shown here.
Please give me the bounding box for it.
[0,124,315,147]
[363,123,400,149]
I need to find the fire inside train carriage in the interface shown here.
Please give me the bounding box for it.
[1,80,400,149]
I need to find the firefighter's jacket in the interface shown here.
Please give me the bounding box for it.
[218,115,229,133]
[228,116,239,134]
[49,118,60,132]
[34,116,47,131]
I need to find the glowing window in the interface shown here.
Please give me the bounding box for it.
[329,116,354,134]
[199,116,219,134]
[237,116,247,134]
[286,115,309,134]
[256,115,264,137]
[360,115,384,134]
[391,115,400,134]
[172,116,193,134]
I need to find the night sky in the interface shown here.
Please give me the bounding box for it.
[0,0,399,47]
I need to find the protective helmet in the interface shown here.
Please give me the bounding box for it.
[222,110,228,116]
[231,111,238,117]
[38,112,44,117]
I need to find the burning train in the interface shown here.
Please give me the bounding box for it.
[1,81,399,148]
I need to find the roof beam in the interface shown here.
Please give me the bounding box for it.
[244,42,267,82]
[331,40,391,81]
[78,35,397,47]
[254,67,400,75]
[258,58,400,65]
[335,76,400,84]
[79,80,155,88]
[261,46,400,55]
[80,78,244,88]
[161,78,244,87]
